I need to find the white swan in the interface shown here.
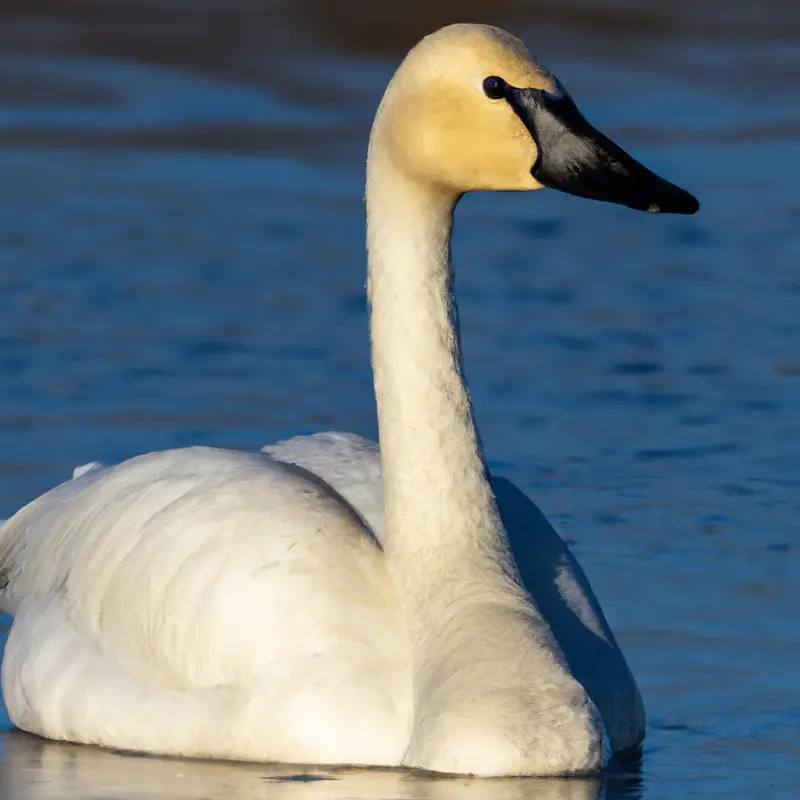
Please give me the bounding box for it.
[0,24,697,777]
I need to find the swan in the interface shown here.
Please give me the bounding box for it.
[0,23,697,777]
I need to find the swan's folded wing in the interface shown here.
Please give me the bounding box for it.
[263,432,387,545]
[0,447,403,687]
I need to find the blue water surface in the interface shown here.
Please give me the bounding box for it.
[0,3,797,799]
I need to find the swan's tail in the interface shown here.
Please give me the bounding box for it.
[71,462,104,480]
[0,461,107,615]
[0,516,17,614]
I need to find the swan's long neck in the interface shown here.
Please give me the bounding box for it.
[366,148,520,621]
[364,112,602,777]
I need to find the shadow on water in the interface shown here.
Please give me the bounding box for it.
[0,730,645,800]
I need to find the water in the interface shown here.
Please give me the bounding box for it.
[0,2,797,798]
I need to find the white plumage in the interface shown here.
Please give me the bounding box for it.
[1,447,413,765]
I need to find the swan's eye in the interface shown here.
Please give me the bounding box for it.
[482,76,507,100]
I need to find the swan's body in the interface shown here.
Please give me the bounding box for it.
[1,446,414,766]
[0,24,696,777]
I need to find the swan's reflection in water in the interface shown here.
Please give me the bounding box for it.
[0,730,642,800]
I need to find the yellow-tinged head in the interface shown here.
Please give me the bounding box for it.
[370,24,698,214]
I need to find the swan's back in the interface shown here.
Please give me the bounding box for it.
[0,448,407,692]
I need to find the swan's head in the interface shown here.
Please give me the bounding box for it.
[371,23,698,214]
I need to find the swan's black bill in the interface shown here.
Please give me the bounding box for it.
[504,85,699,215]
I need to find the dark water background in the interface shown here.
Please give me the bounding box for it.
[0,1,797,798]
